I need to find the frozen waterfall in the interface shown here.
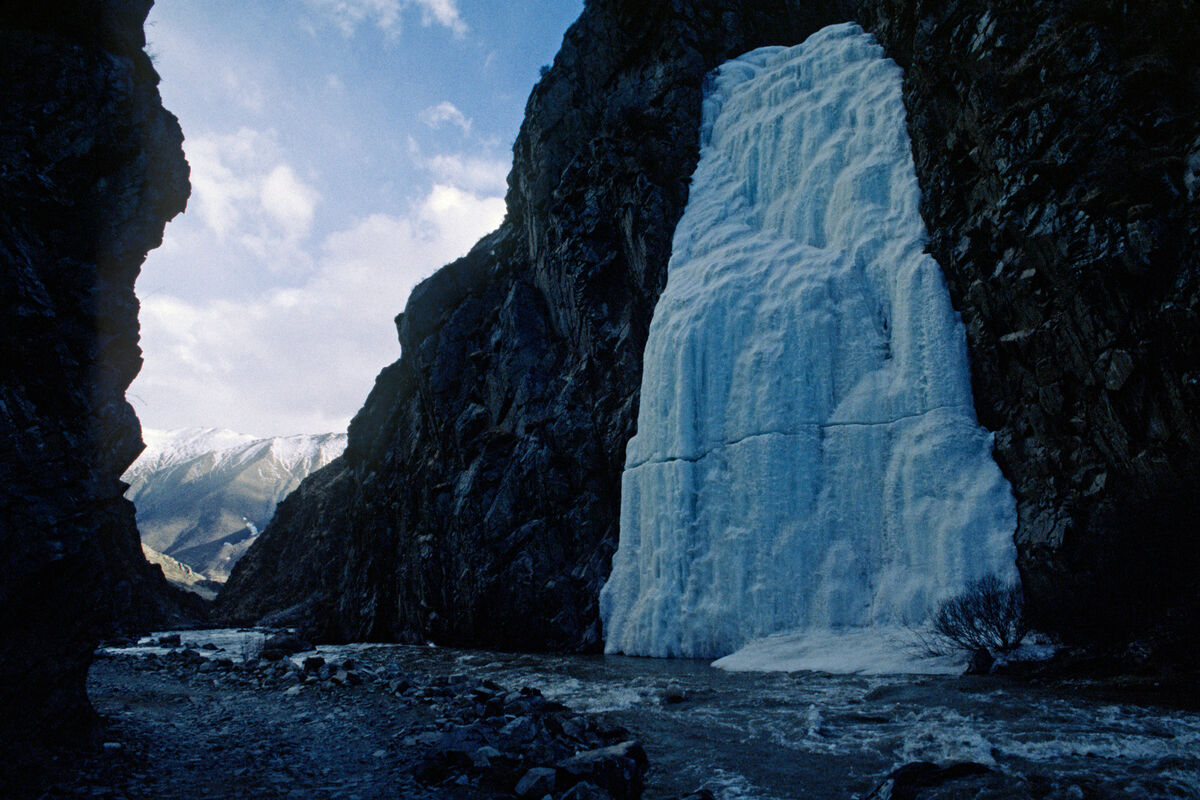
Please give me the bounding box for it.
[598,23,1018,669]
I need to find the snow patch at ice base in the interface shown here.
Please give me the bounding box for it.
[600,22,1018,662]
[713,628,963,675]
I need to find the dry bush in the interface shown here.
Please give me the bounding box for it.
[922,574,1029,657]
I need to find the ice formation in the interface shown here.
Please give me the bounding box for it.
[599,23,1018,664]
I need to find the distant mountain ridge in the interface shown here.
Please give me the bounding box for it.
[124,428,347,587]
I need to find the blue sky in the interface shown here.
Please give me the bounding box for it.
[132,0,583,436]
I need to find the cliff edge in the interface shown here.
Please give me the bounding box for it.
[0,0,191,760]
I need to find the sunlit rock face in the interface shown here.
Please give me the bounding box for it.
[601,24,1017,659]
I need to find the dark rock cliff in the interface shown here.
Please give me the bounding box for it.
[0,0,191,756]
[220,0,1200,657]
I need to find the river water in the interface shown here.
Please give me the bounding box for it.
[113,631,1200,799]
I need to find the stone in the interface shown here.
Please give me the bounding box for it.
[514,767,557,799]
[864,761,994,800]
[562,782,610,800]
[262,634,313,655]
[661,683,686,704]
[1105,349,1135,392]
[501,716,538,745]
[562,716,590,740]
[556,741,647,800]
[180,649,205,666]
[470,745,504,769]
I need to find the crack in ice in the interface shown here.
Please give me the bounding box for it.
[625,403,976,470]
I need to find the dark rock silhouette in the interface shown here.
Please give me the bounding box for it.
[219,0,1199,658]
[0,0,192,762]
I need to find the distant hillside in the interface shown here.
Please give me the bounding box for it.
[141,543,220,601]
[124,428,347,583]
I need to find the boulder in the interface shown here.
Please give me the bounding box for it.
[864,762,993,800]
[557,741,648,800]
[515,767,558,798]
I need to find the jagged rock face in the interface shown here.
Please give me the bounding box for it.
[221,0,1200,655]
[856,0,1200,647]
[0,0,190,752]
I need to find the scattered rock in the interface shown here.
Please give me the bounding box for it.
[661,682,686,704]
[514,766,557,798]
[563,783,611,800]
[556,741,648,800]
[263,634,313,654]
[500,715,538,745]
[864,761,993,800]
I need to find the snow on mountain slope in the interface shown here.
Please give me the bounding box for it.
[124,428,347,582]
[599,24,1018,667]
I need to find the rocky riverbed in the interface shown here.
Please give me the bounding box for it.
[21,634,656,800]
[18,631,1200,799]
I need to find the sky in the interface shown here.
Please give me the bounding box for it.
[131,0,584,437]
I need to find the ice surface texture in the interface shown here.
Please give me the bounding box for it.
[599,23,1018,660]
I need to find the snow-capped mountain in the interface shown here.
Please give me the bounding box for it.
[123,428,347,587]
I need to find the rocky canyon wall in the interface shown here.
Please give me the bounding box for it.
[0,0,191,757]
[220,0,1200,658]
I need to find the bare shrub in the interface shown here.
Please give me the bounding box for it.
[922,574,1029,657]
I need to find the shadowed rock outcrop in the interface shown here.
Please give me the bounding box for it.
[221,0,1200,658]
[0,0,191,759]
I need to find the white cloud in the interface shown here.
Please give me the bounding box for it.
[261,164,319,239]
[133,184,506,437]
[424,154,509,194]
[419,101,471,133]
[221,68,265,113]
[407,135,509,195]
[412,0,467,35]
[183,129,320,275]
[304,0,467,37]
[185,131,260,239]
